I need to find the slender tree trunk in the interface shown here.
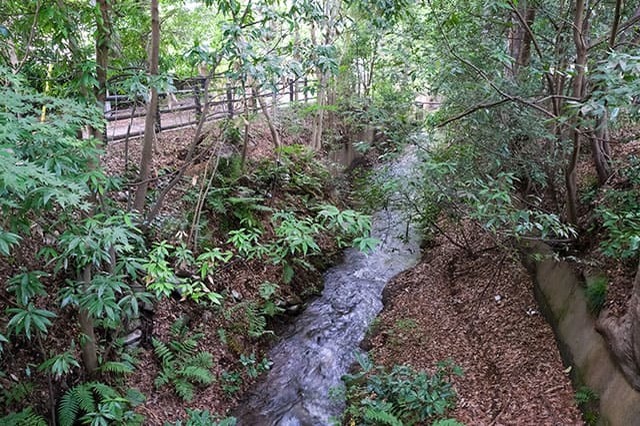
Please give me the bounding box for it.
[75,0,113,375]
[590,0,623,185]
[79,267,98,374]
[94,0,111,142]
[517,6,536,68]
[133,0,160,213]
[311,74,326,151]
[255,85,281,150]
[565,0,587,225]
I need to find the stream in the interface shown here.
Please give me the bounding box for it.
[233,149,422,425]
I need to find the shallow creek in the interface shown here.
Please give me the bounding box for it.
[234,149,422,425]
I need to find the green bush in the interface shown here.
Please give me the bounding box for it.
[340,354,462,425]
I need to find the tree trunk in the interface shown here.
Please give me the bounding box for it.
[565,0,588,225]
[79,267,98,375]
[94,0,111,143]
[311,75,326,151]
[75,0,113,375]
[133,0,160,214]
[256,85,281,150]
[589,0,623,185]
[517,6,536,69]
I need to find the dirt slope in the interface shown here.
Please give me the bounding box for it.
[367,228,583,425]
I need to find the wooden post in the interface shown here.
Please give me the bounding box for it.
[289,78,294,102]
[193,78,202,120]
[226,83,234,118]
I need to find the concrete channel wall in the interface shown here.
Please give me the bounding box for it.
[523,243,640,426]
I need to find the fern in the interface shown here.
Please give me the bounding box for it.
[174,379,195,401]
[1,407,47,426]
[72,384,96,417]
[153,337,176,365]
[364,407,403,426]
[3,381,34,405]
[188,351,214,368]
[169,316,189,336]
[58,381,144,426]
[58,389,81,426]
[153,318,215,401]
[98,360,135,375]
[180,365,214,384]
[245,303,267,338]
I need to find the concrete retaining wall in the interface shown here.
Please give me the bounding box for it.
[523,243,640,426]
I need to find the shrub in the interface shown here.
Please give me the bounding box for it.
[340,354,462,425]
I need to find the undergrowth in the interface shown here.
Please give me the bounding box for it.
[152,318,214,401]
[336,353,462,426]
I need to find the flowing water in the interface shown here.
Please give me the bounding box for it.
[234,149,421,425]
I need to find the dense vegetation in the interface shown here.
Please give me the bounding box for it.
[2,0,640,424]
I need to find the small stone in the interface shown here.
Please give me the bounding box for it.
[494,295,502,302]
[123,329,142,347]
[286,305,301,315]
[232,290,243,301]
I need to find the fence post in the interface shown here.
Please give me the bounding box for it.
[193,78,202,120]
[289,79,294,102]
[226,83,234,118]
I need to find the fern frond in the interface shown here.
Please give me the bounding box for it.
[178,365,214,384]
[187,352,214,368]
[155,371,172,388]
[363,407,403,426]
[58,389,81,426]
[99,361,135,375]
[245,304,266,338]
[169,317,188,337]
[72,383,96,414]
[153,337,175,366]
[89,381,119,401]
[1,407,47,426]
[174,379,195,401]
[179,335,200,355]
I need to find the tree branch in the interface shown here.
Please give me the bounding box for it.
[436,98,511,127]
[13,0,41,75]
[589,5,640,50]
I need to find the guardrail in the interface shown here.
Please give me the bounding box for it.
[105,77,314,142]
